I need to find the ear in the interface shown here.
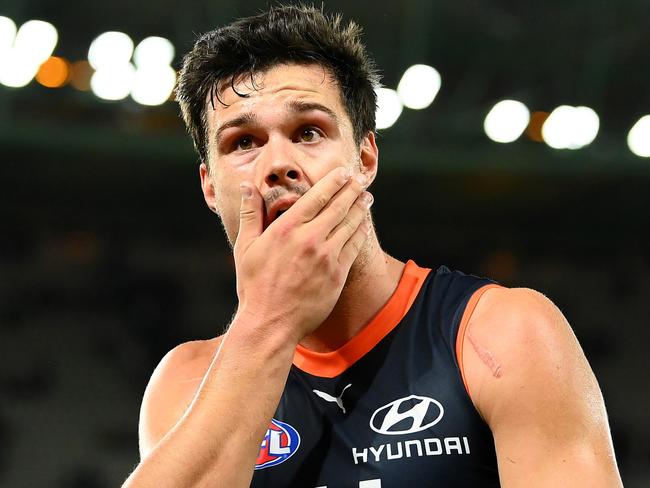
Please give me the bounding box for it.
[199,162,219,214]
[358,131,379,186]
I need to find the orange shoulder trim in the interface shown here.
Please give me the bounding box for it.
[455,284,503,396]
[293,260,431,378]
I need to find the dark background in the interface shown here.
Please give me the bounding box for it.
[1,1,648,486]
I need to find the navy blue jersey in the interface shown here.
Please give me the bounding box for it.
[251,261,501,488]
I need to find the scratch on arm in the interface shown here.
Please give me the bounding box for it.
[468,332,503,378]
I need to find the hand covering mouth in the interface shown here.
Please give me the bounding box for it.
[263,182,310,229]
[264,194,302,227]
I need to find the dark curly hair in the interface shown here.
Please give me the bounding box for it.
[176,4,380,164]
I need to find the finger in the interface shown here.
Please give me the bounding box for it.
[289,166,353,222]
[327,191,373,249]
[234,182,264,254]
[338,215,371,270]
[311,172,369,232]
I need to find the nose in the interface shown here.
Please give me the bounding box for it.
[260,141,304,189]
[266,166,302,186]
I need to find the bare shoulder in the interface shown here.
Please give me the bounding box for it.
[138,337,223,460]
[461,287,622,485]
[462,286,594,420]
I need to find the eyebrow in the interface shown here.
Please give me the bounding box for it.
[214,112,258,146]
[285,100,340,126]
[213,100,340,146]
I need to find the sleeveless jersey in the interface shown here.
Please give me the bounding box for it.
[251,260,501,488]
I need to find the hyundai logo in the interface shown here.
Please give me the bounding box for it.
[370,395,444,435]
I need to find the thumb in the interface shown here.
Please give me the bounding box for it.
[234,182,263,252]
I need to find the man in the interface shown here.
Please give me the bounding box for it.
[123,5,622,487]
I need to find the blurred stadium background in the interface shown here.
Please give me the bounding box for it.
[1,0,649,486]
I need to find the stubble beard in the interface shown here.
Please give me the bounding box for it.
[342,211,377,291]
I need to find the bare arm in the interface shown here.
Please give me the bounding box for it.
[122,167,372,487]
[128,320,297,488]
[462,287,622,488]
[137,338,220,461]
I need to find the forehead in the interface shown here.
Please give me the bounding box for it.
[206,63,351,133]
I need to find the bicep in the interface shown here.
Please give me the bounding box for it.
[462,288,621,487]
[138,340,217,460]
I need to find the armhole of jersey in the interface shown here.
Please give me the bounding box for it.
[455,284,503,398]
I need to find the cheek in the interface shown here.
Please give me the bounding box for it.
[215,194,241,247]
[301,145,356,180]
[215,185,240,224]
[211,163,244,208]
[213,173,251,244]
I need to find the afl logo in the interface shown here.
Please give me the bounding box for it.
[370,395,444,435]
[255,419,301,470]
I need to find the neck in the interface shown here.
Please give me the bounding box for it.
[298,228,405,353]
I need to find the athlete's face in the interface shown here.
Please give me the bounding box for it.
[200,63,378,246]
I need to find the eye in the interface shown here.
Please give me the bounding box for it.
[297,127,323,143]
[234,135,255,151]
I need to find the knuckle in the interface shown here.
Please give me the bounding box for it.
[239,207,255,220]
[276,221,294,238]
[314,193,329,211]
[336,202,349,219]
[300,234,319,255]
[329,201,347,221]
[341,216,357,233]
[319,250,333,268]
[331,267,344,285]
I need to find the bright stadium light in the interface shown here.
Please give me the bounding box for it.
[13,20,58,65]
[0,49,41,87]
[131,64,176,105]
[133,36,175,68]
[0,16,17,51]
[571,106,600,148]
[627,115,650,157]
[0,19,58,88]
[375,87,403,129]
[483,100,530,143]
[542,105,599,150]
[88,31,134,70]
[90,63,135,100]
[542,105,574,149]
[397,64,441,110]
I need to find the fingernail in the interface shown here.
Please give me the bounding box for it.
[355,173,368,186]
[239,183,253,199]
[363,192,374,207]
[339,166,352,181]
